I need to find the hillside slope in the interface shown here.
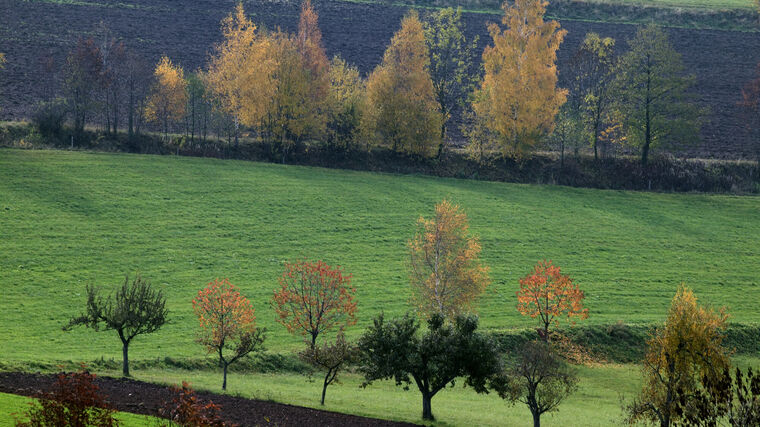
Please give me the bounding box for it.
[1,148,759,366]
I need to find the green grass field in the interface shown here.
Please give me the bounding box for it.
[1,148,759,363]
[1,148,759,424]
[0,392,155,426]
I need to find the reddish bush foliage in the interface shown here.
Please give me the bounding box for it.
[15,367,116,427]
[158,382,231,427]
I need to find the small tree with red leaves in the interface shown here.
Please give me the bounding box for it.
[272,260,357,348]
[157,381,229,427]
[516,260,588,342]
[193,279,265,391]
[16,366,116,427]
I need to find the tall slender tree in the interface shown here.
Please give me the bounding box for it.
[362,11,442,157]
[474,0,567,157]
[570,33,616,160]
[145,56,187,140]
[612,24,701,166]
[423,7,478,156]
[408,199,489,321]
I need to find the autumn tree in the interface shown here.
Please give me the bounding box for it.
[16,368,116,427]
[272,260,357,348]
[516,260,588,342]
[299,330,358,405]
[612,24,701,166]
[408,199,489,321]
[64,275,169,377]
[740,63,760,165]
[261,31,325,159]
[473,0,567,157]
[362,11,442,157]
[145,56,187,140]
[423,7,479,156]
[125,52,152,139]
[205,3,275,147]
[325,56,364,152]
[185,72,211,143]
[358,313,502,421]
[64,37,105,138]
[625,285,731,427]
[193,278,265,391]
[493,340,578,427]
[570,33,617,160]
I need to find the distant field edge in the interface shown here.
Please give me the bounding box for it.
[342,0,760,31]
[2,124,759,194]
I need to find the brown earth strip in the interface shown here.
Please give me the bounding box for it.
[0,371,419,427]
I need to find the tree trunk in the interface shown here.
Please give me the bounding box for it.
[532,410,541,427]
[321,371,330,405]
[421,393,434,421]
[222,362,228,391]
[121,340,130,377]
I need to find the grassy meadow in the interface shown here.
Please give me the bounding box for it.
[1,148,759,424]
[0,392,155,426]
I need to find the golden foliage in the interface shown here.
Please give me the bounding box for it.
[363,11,442,157]
[627,285,731,426]
[145,56,187,136]
[474,0,567,156]
[205,3,275,128]
[408,199,490,321]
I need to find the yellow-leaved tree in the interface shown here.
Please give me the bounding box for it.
[625,285,731,427]
[205,3,275,147]
[408,199,490,321]
[145,56,187,140]
[474,0,567,157]
[326,56,365,151]
[260,0,330,159]
[363,11,442,157]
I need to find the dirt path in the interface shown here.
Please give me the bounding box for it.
[0,371,419,427]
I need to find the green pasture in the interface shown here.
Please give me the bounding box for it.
[0,148,758,365]
[0,392,155,426]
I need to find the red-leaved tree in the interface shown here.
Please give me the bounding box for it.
[157,381,229,427]
[193,279,265,391]
[272,260,357,348]
[16,367,116,427]
[516,260,588,341]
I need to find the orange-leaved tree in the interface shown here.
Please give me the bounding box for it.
[516,260,587,341]
[362,10,442,156]
[192,278,264,391]
[474,0,567,157]
[272,260,357,348]
[145,56,187,140]
[408,199,490,321]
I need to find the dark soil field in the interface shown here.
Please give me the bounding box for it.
[2,0,760,158]
[0,371,419,426]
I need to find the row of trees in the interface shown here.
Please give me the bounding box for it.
[13,0,735,167]
[62,199,760,425]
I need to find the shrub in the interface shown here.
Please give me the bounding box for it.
[157,382,229,427]
[32,99,67,137]
[15,367,116,427]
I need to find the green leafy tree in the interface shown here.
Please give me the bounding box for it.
[612,24,701,166]
[423,7,478,156]
[570,33,616,160]
[64,275,169,377]
[358,312,501,421]
[493,340,578,427]
[299,330,358,405]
